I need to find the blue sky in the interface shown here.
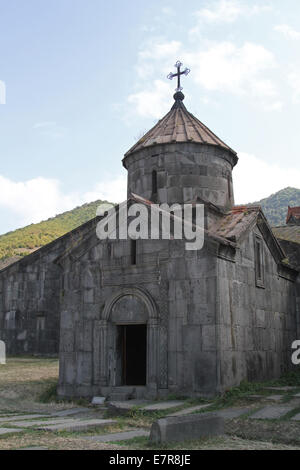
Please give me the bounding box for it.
[1,0,300,234]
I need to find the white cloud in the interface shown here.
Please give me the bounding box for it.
[274,24,300,40]
[194,0,243,24]
[233,152,300,204]
[0,174,127,231]
[128,80,172,119]
[186,42,277,100]
[83,174,127,204]
[191,0,271,29]
[136,40,181,79]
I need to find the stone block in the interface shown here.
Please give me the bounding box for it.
[149,412,224,444]
[91,396,106,405]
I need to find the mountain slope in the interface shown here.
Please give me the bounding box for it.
[0,187,300,269]
[251,187,300,226]
[0,200,106,268]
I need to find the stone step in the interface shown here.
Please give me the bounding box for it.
[109,392,133,402]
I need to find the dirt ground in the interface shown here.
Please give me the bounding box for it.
[1,357,300,450]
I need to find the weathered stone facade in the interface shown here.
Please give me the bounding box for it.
[0,91,299,400]
[0,219,99,355]
[56,201,299,399]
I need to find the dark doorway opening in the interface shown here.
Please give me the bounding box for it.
[118,324,147,386]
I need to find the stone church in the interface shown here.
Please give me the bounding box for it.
[0,64,300,399]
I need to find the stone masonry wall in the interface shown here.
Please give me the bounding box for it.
[58,230,220,398]
[217,227,298,392]
[125,143,235,210]
[0,218,99,355]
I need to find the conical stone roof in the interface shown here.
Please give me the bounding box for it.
[124,92,237,158]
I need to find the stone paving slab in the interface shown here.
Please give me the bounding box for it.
[0,414,48,423]
[141,401,185,411]
[0,428,24,435]
[168,404,212,417]
[215,408,252,419]
[249,406,293,420]
[38,418,115,432]
[82,429,149,442]
[51,408,90,417]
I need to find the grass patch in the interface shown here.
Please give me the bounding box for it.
[38,382,58,403]
[38,381,90,407]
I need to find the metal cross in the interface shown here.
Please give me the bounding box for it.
[167,61,190,92]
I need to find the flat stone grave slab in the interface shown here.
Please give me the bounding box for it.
[247,395,265,399]
[38,418,115,432]
[21,447,48,450]
[150,412,224,444]
[141,401,185,411]
[265,395,284,402]
[83,429,149,442]
[293,393,300,398]
[168,404,212,417]
[11,418,78,428]
[249,406,293,420]
[108,400,149,410]
[291,413,300,421]
[0,428,24,435]
[0,414,48,423]
[264,387,298,392]
[51,408,90,417]
[215,408,252,419]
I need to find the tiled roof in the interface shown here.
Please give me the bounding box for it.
[272,225,300,244]
[286,206,300,224]
[125,95,237,158]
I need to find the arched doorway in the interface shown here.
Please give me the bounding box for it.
[101,288,161,390]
